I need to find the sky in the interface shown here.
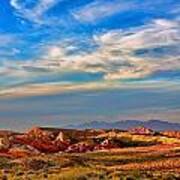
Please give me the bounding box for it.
[0,0,180,130]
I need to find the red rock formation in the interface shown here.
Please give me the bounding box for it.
[2,126,178,155]
[12,127,70,153]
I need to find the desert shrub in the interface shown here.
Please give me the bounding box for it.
[25,159,54,171]
[113,137,157,147]
[1,175,8,180]
[15,171,24,176]
[0,157,13,169]
[163,174,178,180]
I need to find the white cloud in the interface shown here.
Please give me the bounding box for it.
[1,19,180,83]
[10,0,21,9]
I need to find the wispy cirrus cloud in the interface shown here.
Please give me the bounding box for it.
[73,0,136,23]
[0,34,17,47]
[73,0,179,23]
[10,0,62,24]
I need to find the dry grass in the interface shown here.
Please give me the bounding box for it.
[96,132,180,146]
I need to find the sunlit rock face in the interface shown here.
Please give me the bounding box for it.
[128,127,155,135]
[162,131,180,139]
[0,137,10,151]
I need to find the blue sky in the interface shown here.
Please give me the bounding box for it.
[0,0,180,130]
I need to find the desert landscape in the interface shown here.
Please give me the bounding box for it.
[1,0,180,179]
[0,125,180,179]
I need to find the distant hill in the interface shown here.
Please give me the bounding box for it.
[66,120,180,131]
[0,130,21,137]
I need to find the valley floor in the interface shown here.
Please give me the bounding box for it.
[0,144,180,180]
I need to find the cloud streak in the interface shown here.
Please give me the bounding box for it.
[73,0,136,23]
[1,78,180,99]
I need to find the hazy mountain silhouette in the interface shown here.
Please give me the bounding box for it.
[66,120,180,131]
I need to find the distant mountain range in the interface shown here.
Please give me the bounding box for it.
[66,120,180,131]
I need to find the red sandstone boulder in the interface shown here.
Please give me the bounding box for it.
[94,139,119,150]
